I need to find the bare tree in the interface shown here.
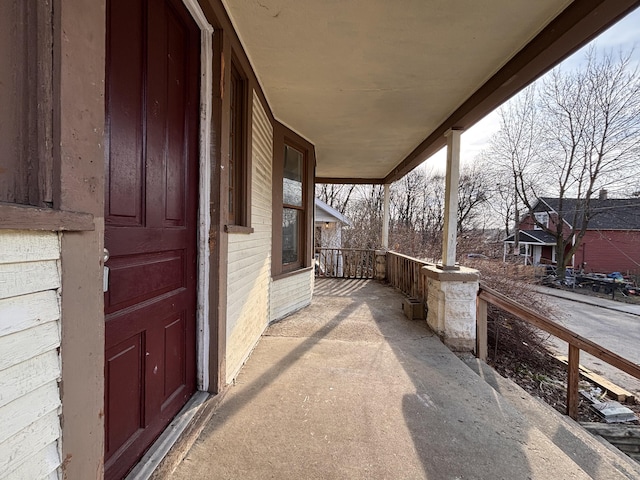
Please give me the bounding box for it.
[457,162,490,234]
[315,183,356,215]
[489,48,640,277]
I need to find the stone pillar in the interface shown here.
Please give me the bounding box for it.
[375,250,387,281]
[423,265,479,351]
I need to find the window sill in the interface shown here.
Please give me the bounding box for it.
[272,266,313,281]
[0,202,95,231]
[224,224,254,234]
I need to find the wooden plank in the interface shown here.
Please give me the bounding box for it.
[567,344,580,420]
[1,442,61,480]
[0,410,60,473]
[0,382,61,444]
[0,202,94,231]
[479,285,640,381]
[556,355,634,403]
[0,322,60,371]
[0,260,60,299]
[0,230,59,264]
[0,351,60,408]
[581,423,640,439]
[0,290,59,337]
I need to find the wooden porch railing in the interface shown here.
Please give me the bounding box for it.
[386,251,432,304]
[315,248,375,279]
[477,283,640,420]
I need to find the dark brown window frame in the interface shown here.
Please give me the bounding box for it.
[272,123,316,277]
[225,56,252,233]
[0,0,54,208]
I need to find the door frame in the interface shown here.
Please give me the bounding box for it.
[181,0,215,392]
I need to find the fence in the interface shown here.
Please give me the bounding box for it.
[386,251,432,304]
[314,248,375,279]
[477,283,640,420]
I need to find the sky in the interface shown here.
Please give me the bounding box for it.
[425,6,640,173]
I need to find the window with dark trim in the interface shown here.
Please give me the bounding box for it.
[282,144,305,269]
[227,60,249,228]
[272,125,315,277]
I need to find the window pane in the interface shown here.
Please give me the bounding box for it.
[283,145,303,206]
[282,208,300,264]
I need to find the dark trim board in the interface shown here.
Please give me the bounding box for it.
[0,203,94,231]
[315,177,384,185]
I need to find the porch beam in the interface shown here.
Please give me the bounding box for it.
[441,128,462,269]
[382,184,390,249]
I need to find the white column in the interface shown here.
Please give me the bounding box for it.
[441,128,462,269]
[382,184,390,249]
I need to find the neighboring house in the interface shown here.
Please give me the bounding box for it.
[0,1,631,479]
[314,198,351,276]
[504,194,640,274]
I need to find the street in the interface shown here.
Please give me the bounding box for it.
[542,292,640,398]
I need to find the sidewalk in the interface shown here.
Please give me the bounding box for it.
[536,285,640,317]
[167,279,639,479]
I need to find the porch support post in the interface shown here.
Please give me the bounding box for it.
[441,128,462,269]
[382,184,390,249]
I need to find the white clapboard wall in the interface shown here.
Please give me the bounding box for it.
[226,91,274,381]
[0,230,62,480]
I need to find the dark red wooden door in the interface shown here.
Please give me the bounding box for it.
[104,1,199,478]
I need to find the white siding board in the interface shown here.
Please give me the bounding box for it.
[0,351,60,408]
[2,442,60,480]
[0,322,61,372]
[0,231,60,264]
[0,382,61,444]
[0,410,61,474]
[270,270,313,321]
[0,260,60,299]
[225,92,273,381]
[0,290,60,337]
[0,230,62,480]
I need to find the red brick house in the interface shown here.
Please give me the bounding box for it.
[504,195,640,275]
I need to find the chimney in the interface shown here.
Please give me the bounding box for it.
[599,189,607,200]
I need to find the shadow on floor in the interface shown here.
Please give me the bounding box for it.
[171,279,604,479]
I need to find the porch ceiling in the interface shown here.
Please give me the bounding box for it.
[221,0,639,183]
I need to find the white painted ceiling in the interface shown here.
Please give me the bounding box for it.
[222,0,573,180]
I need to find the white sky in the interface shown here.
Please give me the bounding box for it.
[424,7,640,173]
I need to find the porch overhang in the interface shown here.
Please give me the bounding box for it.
[220,0,639,184]
[504,230,557,246]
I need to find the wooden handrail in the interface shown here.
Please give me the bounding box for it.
[477,282,640,419]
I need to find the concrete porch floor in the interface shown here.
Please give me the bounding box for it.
[170,279,639,479]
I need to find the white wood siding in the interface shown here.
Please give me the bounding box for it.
[226,92,273,381]
[270,269,314,322]
[0,230,62,480]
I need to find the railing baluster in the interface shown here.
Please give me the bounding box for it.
[567,345,580,420]
[476,297,488,361]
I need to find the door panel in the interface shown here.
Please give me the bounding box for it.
[105,0,200,478]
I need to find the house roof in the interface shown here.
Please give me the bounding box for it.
[221,0,639,184]
[537,197,640,230]
[504,230,556,245]
[314,198,352,226]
